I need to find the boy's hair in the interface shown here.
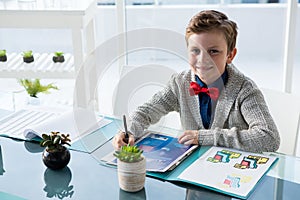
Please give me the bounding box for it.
[185,10,238,53]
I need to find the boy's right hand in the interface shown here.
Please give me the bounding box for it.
[112,131,135,150]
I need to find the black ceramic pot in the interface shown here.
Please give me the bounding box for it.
[42,146,70,170]
[0,55,7,62]
[52,56,65,63]
[23,56,34,63]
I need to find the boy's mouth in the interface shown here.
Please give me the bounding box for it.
[195,65,214,72]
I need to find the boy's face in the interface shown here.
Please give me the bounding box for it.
[187,30,236,85]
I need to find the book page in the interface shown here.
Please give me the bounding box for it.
[23,108,112,143]
[0,107,63,140]
[0,107,112,145]
[177,146,277,199]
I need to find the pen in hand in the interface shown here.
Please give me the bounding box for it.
[123,115,129,143]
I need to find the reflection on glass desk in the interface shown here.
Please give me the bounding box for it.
[0,137,300,199]
[43,167,74,199]
[182,172,300,200]
[0,137,185,199]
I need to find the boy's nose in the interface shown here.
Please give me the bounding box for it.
[197,52,210,65]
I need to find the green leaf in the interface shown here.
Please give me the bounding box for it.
[53,135,61,145]
[39,131,71,149]
[41,134,50,140]
[54,51,64,57]
[0,49,6,56]
[40,140,52,147]
[114,144,143,162]
[22,50,33,58]
[18,78,59,97]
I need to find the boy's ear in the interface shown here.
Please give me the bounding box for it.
[226,48,237,64]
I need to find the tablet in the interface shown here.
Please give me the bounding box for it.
[102,130,198,172]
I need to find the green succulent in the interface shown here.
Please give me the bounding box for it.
[54,51,64,57]
[22,50,33,58]
[18,78,58,97]
[0,49,6,57]
[40,131,71,151]
[114,144,143,163]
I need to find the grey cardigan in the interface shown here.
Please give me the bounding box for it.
[129,64,280,153]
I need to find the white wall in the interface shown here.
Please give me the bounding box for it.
[95,5,300,93]
[95,5,299,61]
[0,4,300,96]
[0,5,298,66]
[1,4,300,109]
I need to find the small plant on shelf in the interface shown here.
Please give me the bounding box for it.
[0,49,7,62]
[114,144,146,192]
[18,78,59,98]
[53,51,65,63]
[22,50,34,63]
[40,131,71,170]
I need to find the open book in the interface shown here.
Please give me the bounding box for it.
[0,107,112,152]
[147,146,278,199]
[102,131,198,172]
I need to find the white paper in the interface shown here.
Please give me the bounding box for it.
[0,107,112,144]
[178,146,277,198]
[0,108,62,139]
[23,108,112,142]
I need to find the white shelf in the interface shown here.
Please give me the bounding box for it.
[0,0,97,70]
[0,0,97,107]
[0,53,75,79]
[0,0,97,29]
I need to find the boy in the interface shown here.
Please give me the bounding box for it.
[113,10,280,153]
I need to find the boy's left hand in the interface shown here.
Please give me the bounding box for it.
[178,130,199,145]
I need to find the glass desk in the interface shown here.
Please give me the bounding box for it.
[1,136,300,200]
[0,137,186,199]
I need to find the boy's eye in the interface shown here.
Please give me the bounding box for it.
[191,48,200,55]
[208,49,219,55]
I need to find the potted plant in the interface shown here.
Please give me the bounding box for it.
[114,144,146,192]
[22,50,34,63]
[18,78,58,105]
[52,51,65,63]
[0,49,7,62]
[40,131,71,170]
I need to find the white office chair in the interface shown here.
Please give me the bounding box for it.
[112,64,182,130]
[261,88,300,156]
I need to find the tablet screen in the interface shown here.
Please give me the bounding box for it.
[135,131,197,172]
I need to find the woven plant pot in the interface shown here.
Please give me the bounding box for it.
[117,156,146,192]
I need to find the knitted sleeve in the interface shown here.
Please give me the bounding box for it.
[199,81,280,153]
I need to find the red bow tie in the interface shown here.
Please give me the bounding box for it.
[189,82,219,100]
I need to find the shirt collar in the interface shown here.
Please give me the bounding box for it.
[195,68,228,90]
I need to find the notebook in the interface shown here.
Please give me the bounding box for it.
[0,107,112,153]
